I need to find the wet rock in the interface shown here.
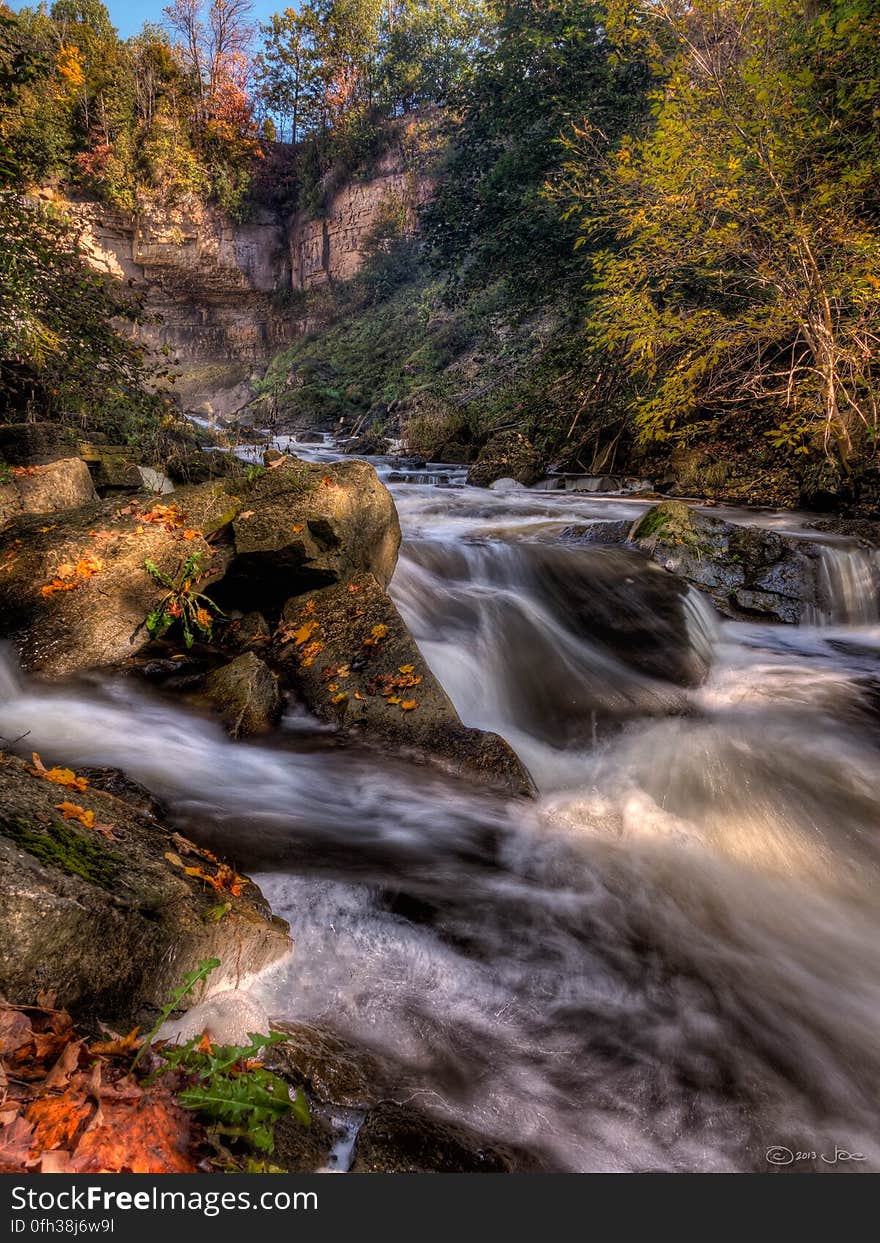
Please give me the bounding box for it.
[0,487,232,677]
[351,1104,543,1173]
[527,544,710,688]
[0,753,290,1015]
[201,652,280,737]
[343,433,391,457]
[489,476,526,492]
[274,573,534,795]
[229,610,271,650]
[631,501,828,624]
[559,519,633,545]
[2,458,98,523]
[271,1023,386,1110]
[216,456,401,612]
[294,430,325,445]
[468,430,543,489]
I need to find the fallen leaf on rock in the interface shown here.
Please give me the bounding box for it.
[400,700,419,711]
[331,692,348,705]
[292,523,305,534]
[363,623,389,647]
[291,621,317,647]
[25,1091,92,1154]
[30,754,89,792]
[0,1010,33,1057]
[0,1115,34,1170]
[347,583,361,594]
[55,802,96,829]
[267,455,288,469]
[299,641,324,667]
[320,475,336,488]
[40,555,104,598]
[238,510,254,520]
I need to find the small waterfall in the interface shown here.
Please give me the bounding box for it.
[815,543,880,625]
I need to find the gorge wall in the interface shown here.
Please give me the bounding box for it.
[56,142,431,380]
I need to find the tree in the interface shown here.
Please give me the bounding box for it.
[423,0,650,303]
[561,0,880,468]
[254,7,317,143]
[0,192,168,442]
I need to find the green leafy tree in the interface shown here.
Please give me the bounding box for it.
[561,0,880,468]
[0,192,169,442]
[424,0,650,304]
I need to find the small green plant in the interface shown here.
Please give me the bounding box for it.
[144,552,223,647]
[133,957,310,1155]
[245,464,266,485]
[132,957,221,1070]
[154,1030,310,1154]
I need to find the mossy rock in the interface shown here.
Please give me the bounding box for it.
[0,753,290,1015]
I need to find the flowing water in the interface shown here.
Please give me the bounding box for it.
[2,442,880,1172]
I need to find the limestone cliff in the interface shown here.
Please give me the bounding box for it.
[56,141,431,376]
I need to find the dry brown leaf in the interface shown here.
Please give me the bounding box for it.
[68,1093,199,1174]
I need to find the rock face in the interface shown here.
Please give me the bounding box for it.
[631,501,831,624]
[201,652,280,737]
[70,196,294,364]
[1,459,97,529]
[274,573,534,795]
[0,753,290,1014]
[289,140,433,291]
[218,456,401,610]
[60,134,432,372]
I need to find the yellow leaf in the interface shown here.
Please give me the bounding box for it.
[55,802,95,829]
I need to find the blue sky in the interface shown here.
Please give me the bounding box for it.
[10,2,286,40]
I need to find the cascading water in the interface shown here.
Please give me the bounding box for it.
[2,454,879,1172]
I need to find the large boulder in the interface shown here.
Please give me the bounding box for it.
[0,753,290,1015]
[215,456,401,612]
[272,573,534,795]
[630,501,833,624]
[0,488,233,676]
[467,431,544,489]
[0,458,98,531]
[0,456,401,677]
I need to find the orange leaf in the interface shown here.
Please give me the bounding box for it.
[89,1029,141,1057]
[55,803,95,829]
[68,1093,198,1174]
[292,621,317,646]
[400,700,419,711]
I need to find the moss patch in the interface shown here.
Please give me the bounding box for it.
[2,815,121,891]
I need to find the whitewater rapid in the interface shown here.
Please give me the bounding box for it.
[2,452,880,1172]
